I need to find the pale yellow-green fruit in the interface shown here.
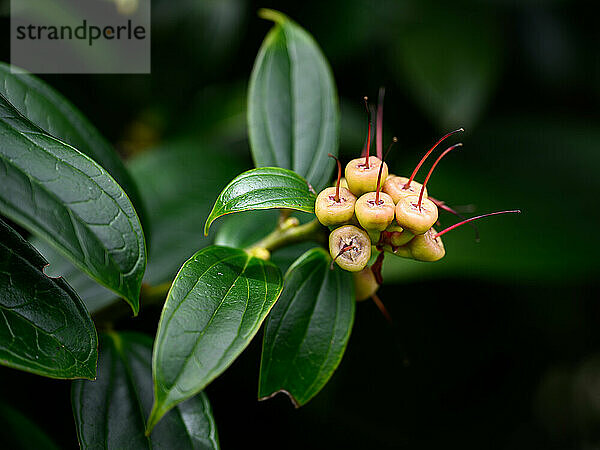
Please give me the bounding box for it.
[395,194,438,235]
[386,226,415,247]
[328,225,371,272]
[353,267,379,301]
[382,175,428,203]
[408,228,445,262]
[382,244,412,259]
[315,187,357,226]
[354,192,395,232]
[386,224,414,247]
[331,177,349,190]
[344,156,388,197]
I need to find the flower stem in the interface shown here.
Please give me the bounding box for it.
[246,217,328,255]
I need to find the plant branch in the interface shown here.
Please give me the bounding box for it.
[247,217,328,255]
[93,217,327,327]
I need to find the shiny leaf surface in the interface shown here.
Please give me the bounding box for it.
[148,245,283,431]
[248,9,339,191]
[72,332,219,449]
[0,94,146,314]
[204,167,316,235]
[259,248,354,406]
[0,219,97,379]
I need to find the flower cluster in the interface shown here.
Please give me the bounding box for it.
[315,93,519,306]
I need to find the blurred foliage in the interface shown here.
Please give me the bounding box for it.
[0,0,598,447]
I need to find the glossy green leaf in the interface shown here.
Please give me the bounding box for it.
[148,245,283,432]
[130,139,246,286]
[72,332,219,450]
[27,139,246,314]
[0,93,146,314]
[214,210,317,275]
[0,219,97,379]
[30,237,115,314]
[204,167,316,236]
[0,402,60,450]
[248,9,339,191]
[259,247,354,406]
[0,63,149,241]
[214,210,279,249]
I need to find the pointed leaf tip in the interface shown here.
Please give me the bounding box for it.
[204,167,316,235]
[258,8,289,24]
[150,246,283,428]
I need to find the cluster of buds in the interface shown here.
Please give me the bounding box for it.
[315,92,519,310]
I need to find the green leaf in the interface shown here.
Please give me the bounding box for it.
[258,247,354,406]
[72,332,219,450]
[30,237,115,314]
[0,63,149,241]
[129,139,246,285]
[27,139,246,314]
[148,245,283,432]
[248,9,339,191]
[0,402,60,450]
[214,210,279,249]
[0,219,97,379]
[214,210,317,274]
[0,93,146,314]
[204,167,316,236]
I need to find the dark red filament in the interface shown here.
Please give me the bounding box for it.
[433,210,521,239]
[363,96,372,169]
[330,244,356,270]
[371,251,385,285]
[328,153,342,202]
[404,128,464,190]
[376,87,385,160]
[371,294,392,323]
[417,143,462,210]
[430,196,480,242]
[375,137,397,204]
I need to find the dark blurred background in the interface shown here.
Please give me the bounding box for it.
[1,0,599,448]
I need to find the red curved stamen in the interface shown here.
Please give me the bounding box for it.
[328,153,342,202]
[433,210,522,239]
[404,128,464,189]
[417,143,462,210]
[375,137,397,204]
[363,96,372,168]
[376,87,385,160]
[430,196,480,242]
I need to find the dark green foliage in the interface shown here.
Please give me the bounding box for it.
[73,332,219,449]
[0,219,97,379]
[259,248,355,406]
